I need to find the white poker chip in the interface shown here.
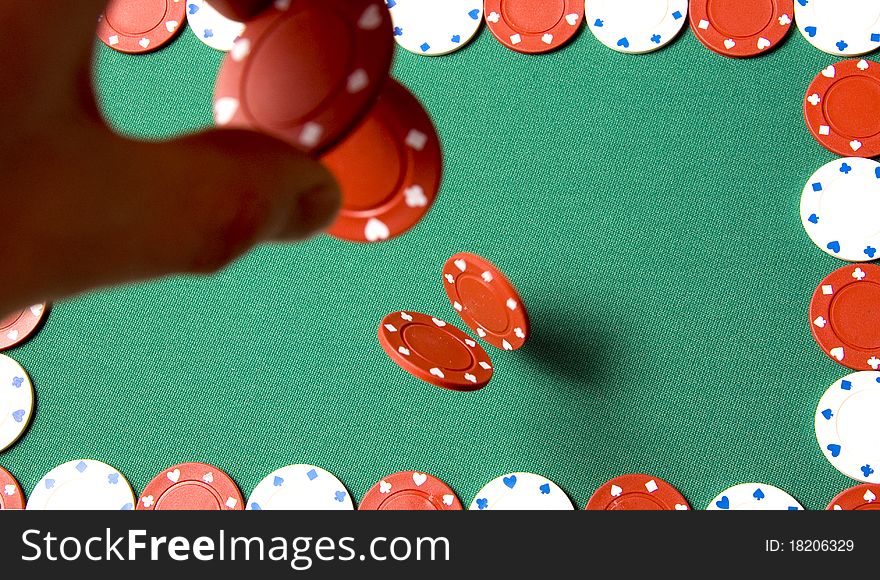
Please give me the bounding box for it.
[707,483,803,511]
[469,472,574,510]
[27,460,135,510]
[0,354,34,452]
[795,0,880,57]
[247,465,354,510]
[800,158,880,263]
[815,371,880,483]
[186,0,246,52]
[586,0,689,54]
[387,0,483,56]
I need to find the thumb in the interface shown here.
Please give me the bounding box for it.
[5,123,340,309]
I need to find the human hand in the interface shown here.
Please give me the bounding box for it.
[0,0,340,315]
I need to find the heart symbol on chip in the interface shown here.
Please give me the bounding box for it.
[822,65,836,78]
[167,469,181,483]
[830,347,845,361]
[542,33,554,45]
[715,496,730,509]
[757,37,771,50]
[430,368,445,378]
[379,480,392,494]
[675,504,688,510]
[610,485,623,497]
[442,494,454,506]
[850,140,863,152]
[454,259,467,272]
[412,473,427,486]
[503,475,517,489]
[477,328,487,337]
[203,473,214,484]
[6,330,18,341]
[30,305,43,316]
[364,218,390,242]
[398,347,411,356]
[724,39,735,50]
[566,13,578,26]
[166,21,179,32]
[139,38,151,49]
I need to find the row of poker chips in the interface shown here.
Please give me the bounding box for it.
[387,0,880,59]
[100,1,880,59]
[1,462,876,511]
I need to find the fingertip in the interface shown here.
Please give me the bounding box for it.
[279,178,342,241]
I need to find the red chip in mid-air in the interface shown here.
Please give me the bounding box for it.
[379,311,493,391]
[97,0,187,54]
[213,0,394,155]
[322,79,442,243]
[443,253,529,351]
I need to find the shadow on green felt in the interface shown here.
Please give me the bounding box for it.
[519,306,613,390]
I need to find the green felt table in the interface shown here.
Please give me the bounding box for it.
[0,16,865,511]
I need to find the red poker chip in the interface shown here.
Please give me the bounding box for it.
[97,0,186,54]
[689,0,793,58]
[826,484,880,510]
[378,311,493,391]
[585,474,690,511]
[484,0,584,54]
[359,471,463,510]
[213,0,394,155]
[442,253,529,351]
[137,462,244,510]
[322,79,442,243]
[0,303,48,351]
[0,465,25,510]
[804,59,880,159]
[809,263,880,371]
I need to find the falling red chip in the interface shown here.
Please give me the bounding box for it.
[826,484,880,510]
[212,0,394,155]
[484,0,584,54]
[0,303,48,351]
[137,462,244,510]
[689,0,793,58]
[96,0,187,54]
[585,474,690,511]
[0,465,25,510]
[804,58,880,159]
[322,79,442,243]
[442,253,529,351]
[359,471,463,510]
[378,311,493,391]
[809,263,880,371]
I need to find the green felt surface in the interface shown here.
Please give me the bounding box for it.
[0,18,867,511]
